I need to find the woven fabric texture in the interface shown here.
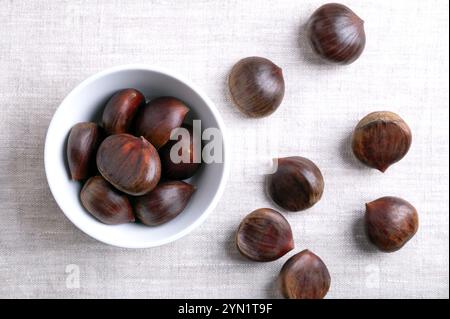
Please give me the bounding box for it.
[0,0,448,298]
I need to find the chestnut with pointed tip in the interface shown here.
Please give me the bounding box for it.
[134,181,196,226]
[67,122,103,181]
[101,88,145,135]
[133,97,190,149]
[96,134,161,196]
[365,196,419,252]
[236,208,294,262]
[229,57,285,118]
[159,124,201,180]
[352,111,412,172]
[267,156,324,212]
[279,249,331,299]
[80,176,135,225]
[307,3,366,65]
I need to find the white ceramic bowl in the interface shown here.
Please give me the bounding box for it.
[45,65,228,248]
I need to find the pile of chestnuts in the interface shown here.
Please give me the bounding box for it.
[228,3,419,299]
[67,89,201,226]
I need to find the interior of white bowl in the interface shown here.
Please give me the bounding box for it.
[45,65,227,248]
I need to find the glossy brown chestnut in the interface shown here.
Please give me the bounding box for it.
[101,88,145,135]
[279,249,331,299]
[80,176,135,225]
[352,111,412,172]
[236,208,294,262]
[307,3,366,65]
[267,157,324,212]
[365,196,419,252]
[159,124,201,180]
[96,134,161,196]
[133,97,190,149]
[134,181,195,226]
[67,122,103,180]
[229,57,285,118]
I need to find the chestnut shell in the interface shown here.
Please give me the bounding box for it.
[133,97,189,149]
[365,196,419,252]
[279,249,331,299]
[101,88,145,135]
[96,134,161,196]
[236,208,294,262]
[159,124,201,180]
[352,111,412,172]
[267,156,324,212]
[307,3,366,65]
[67,122,103,181]
[229,57,285,118]
[134,181,195,226]
[80,176,135,225]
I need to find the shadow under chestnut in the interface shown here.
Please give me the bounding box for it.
[224,228,250,263]
[224,226,284,299]
[352,214,378,253]
[298,23,321,66]
[265,275,283,299]
[339,132,371,171]
[221,70,249,121]
[297,23,340,69]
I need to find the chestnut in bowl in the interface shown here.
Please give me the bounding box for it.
[80,176,135,225]
[159,124,202,180]
[279,249,331,299]
[67,122,103,181]
[101,88,145,135]
[96,134,161,196]
[133,97,189,149]
[134,181,196,226]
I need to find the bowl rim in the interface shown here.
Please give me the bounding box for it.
[44,64,229,248]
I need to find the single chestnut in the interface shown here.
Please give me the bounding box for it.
[159,124,201,180]
[228,57,285,118]
[352,111,412,172]
[96,134,161,196]
[134,181,196,226]
[307,3,366,65]
[101,88,145,135]
[267,156,324,212]
[279,249,331,299]
[236,208,294,262]
[133,97,190,149]
[67,122,103,181]
[80,176,135,225]
[365,196,419,252]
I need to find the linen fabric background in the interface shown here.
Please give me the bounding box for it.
[0,0,448,298]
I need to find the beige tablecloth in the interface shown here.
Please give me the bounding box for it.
[0,0,448,298]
